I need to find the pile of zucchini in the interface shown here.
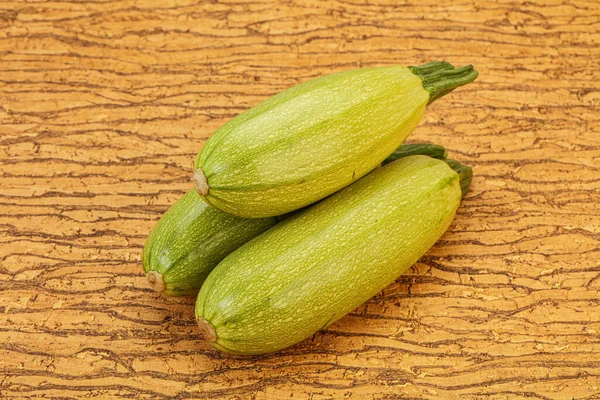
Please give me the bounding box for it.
[143,61,478,355]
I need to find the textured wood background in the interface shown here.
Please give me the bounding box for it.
[1,0,599,399]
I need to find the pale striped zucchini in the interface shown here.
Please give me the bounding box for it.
[194,61,477,218]
[195,155,472,354]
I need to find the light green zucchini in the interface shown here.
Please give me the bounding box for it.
[194,61,477,218]
[143,143,446,296]
[195,155,472,355]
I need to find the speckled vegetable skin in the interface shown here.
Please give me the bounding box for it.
[195,155,468,355]
[194,61,477,218]
[142,190,277,296]
[142,143,445,296]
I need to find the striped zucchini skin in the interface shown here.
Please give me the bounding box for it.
[195,156,463,355]
[142,190,277,296]
[195,66,429,218]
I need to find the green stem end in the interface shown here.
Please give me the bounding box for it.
[409,61,478,104]
[382,143,447,166]
[444,159,473,198]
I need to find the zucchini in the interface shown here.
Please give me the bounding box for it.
[142,190,277,296]
[143,143,446,296]
[194,61,477,218]
[195,155,472,355]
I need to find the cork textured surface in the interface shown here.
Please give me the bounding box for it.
[1,1,599,399]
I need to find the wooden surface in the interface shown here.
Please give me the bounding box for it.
[1,1,599,399]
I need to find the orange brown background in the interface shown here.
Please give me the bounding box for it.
[1,1,599,399]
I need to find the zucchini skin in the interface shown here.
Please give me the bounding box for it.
[142,190,277,296]
[195,66,429,218]
[195,156,463,355]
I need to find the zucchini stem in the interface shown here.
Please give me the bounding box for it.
[382,143,447,166]
[146,271,166,293]
[409,61,478,104]
[197,317,217,342]
[444,159,473,198]
[194,168,210,196]
[409,61,455,75]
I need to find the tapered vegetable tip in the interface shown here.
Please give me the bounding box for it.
[409,61,479,104]
[445,159,473,198]
[146,271,165,293]
[197,317,217,342]
[194,168,209,196]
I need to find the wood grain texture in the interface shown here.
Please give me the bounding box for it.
[1,0,599,399]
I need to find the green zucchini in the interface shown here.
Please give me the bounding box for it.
[195,155,472,355]
[142,190,277,296]
[143,143,446,296]
[194,61,477,218]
